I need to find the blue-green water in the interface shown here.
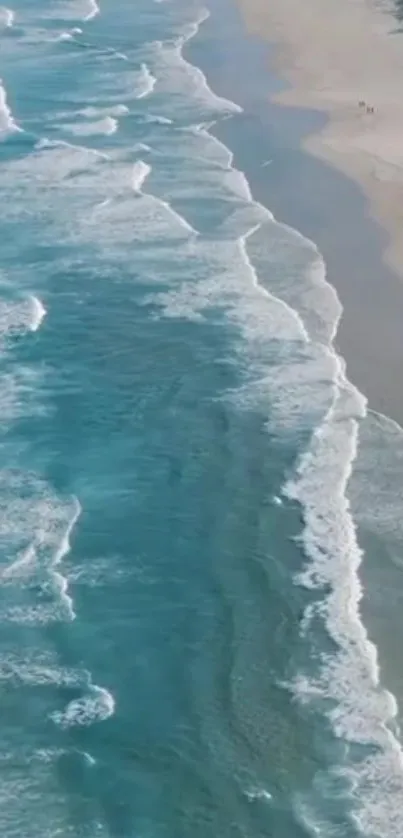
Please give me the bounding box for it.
[0,0,403,835]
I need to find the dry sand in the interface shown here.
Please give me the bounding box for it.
[237,0,403,280]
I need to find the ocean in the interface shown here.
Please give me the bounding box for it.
[0,0,403,835]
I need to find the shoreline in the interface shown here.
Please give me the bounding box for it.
[237,0,403,282]
[185,6,403,827]
[188,0,403,428]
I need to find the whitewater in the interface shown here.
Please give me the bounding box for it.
[0,0,401,835]
[142,7,403,836]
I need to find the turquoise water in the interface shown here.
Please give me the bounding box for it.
[0,0,403,835]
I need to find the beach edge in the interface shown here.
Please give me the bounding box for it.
[235,0,403,282]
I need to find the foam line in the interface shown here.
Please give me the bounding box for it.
[51,683,115,728]
[29,296,47,332]
[0,78,21,137]
[136,63,157,99]
[50,496,81,622]
[131,160,151,192]
[35,136,111,160]
[83,0,99,21]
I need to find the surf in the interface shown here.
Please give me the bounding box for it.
[0,79,21,137]
[0,0,401,834]
[149,8,403,835]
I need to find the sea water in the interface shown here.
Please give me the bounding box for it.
[0,0,402,835]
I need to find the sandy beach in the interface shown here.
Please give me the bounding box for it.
[237,0,403,280]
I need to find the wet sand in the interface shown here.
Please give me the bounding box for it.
[191,0,403,427]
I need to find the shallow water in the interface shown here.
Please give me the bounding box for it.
[0,0,402,835]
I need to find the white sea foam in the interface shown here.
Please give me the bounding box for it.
[71,62,151,105]
[55,25,83,41]
[51,683,115,728]
[281,310,403,838]
[0,292,46,347]
[256,206,403,836]
[243,197,403,834]
[0,651,82,688]
[34,135,111,160]
[143,11,403,835]
[29,296,47,331]
[1,543,36,581]
[79,103,128,118]
[0,473,80,623]
[245,788,272,803]
[244,219,341,347]
[148,10,242,124]
[0,2,397,831]
[0,79,20,137]
[50,496,81,621]
[143,113,173,125]
[148,229,310,349]
[65,116,118,136]
[187,122,233,167]
[132,159,151,192]
[89,179,196,246]
[176,8,211,44]
[0,6,13,27]
[0,475,114,730]
[0,141,195,253]
[83,0,99,21]
[137,110,272,237]
[156,195,196,234]
[135,63,157,100]
[57,30,74,41]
